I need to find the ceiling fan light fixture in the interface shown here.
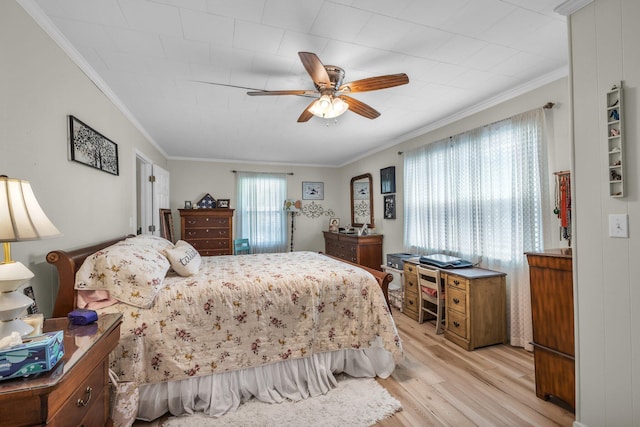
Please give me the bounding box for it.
[308,95,348,119]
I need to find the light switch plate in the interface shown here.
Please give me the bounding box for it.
[609,214,628,238]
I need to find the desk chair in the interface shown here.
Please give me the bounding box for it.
[234,238,251,255]
[416,265,445,334]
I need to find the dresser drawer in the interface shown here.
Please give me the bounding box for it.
[188,238,230,250]
[447,275,468,290]
[199,249,231,256]
[403,292,419,320]
[183,216,230,228]
[50,360,107,426]
[447,310,468,339]
[184,228,230,239]
[403,264,418,296]
[447,287,467,315]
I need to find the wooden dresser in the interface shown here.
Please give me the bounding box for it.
[179,208,234,256]
[526,249,574,409]
[0,313,122,426]
[404,259,507,350]
[323,231,383,271]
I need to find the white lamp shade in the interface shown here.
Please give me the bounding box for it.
[308,95,348,119]
[0,261,34,292]
[0,319,34,338]
[0,177,61,241]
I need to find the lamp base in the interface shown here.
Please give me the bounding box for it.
[0,318,34,338]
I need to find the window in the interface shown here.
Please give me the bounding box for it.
[236,172,287,253]
[403,109,547,263]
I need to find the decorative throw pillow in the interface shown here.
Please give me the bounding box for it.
[125,234,174,251]
[75,241,170,308]
[164,240,201,276]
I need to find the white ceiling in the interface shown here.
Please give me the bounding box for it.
[25,0,568,166]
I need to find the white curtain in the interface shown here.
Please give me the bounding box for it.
[403,109,548,350]
[236,172,287,253]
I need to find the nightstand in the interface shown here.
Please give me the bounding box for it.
[0,313,122,426]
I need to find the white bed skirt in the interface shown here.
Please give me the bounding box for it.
[137,340,396,421]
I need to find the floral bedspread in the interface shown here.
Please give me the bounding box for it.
[99,251,402,385]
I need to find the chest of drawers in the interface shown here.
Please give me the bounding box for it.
[179,209,234,256]
[323,231,383,271]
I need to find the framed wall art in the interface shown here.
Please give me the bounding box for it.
[302,181,324,200]
[384,194,396,219]
[380,166,395,194]
[69,115,119,175]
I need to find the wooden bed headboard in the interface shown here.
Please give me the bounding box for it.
[46,236,394,319]
[46,236,133,318]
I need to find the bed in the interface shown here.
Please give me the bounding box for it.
[46,235,402,421]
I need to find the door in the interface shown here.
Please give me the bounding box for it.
[151,164,170,235]
[136,153,170,236]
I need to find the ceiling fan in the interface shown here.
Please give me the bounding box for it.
[247,52,409,122]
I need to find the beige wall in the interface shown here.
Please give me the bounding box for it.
[168,160,343,252]
[569,1,640,426]
[0,1,167,316]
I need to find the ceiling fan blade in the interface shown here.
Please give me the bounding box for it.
[298,52,331,87]
[341,95,381,119]
[338,73,409,93]
[247,90,315,96]
[297,100,317,122]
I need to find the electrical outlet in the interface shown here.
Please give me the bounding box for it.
[609,214,628,238]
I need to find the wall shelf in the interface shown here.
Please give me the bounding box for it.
[607,82,624,197]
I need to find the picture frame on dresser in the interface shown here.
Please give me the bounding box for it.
[217,199,230,208]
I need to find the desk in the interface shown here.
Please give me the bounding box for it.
[404,258,507,350]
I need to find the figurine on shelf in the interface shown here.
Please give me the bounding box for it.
[609,109,619,121]
[611,170,622,181]
[610,128,620,137]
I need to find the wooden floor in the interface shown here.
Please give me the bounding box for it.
[134,311,575,427]
[375,311,575,426]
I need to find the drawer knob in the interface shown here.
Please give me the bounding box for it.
[76,386,92,407]
[453,321,460,328]
[205,218,209,222]
[453,280,460,286]
[453,298,460,304]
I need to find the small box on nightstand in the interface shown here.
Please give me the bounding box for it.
[0,330,64,381]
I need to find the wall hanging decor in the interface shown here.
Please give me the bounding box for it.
[302,182,324,200]
[380,166,396,194]
[384,194,396,219]
[69,115,119,175]
[299,202,335,219]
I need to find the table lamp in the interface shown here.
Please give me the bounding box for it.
[283,199,301,252]
[0,175,61,338]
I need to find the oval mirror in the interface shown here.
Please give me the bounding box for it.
[350,173,374,228]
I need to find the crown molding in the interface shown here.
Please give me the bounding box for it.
[16,0,168,159]
[554,0,594,16]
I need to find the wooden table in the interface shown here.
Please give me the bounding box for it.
[404,258,507,350]
[0,313,122,426]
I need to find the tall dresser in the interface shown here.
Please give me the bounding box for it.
[322,231,383,271]
[526,249,574,409]
[179,209,234,256]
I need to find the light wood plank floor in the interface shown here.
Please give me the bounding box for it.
[375,311,575,426]
[134,311,575,426]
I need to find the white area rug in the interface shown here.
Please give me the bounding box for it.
[162,376,401,427]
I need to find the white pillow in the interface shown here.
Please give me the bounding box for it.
[164,240,201,276]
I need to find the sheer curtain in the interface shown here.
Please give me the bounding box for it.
[404,109,548,350]
[235,172,287,253]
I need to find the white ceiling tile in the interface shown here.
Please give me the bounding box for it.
[233,20,285,53]
[261,0,323,32]
[429,36,489,65]
[460,43,520,71]
[181,9,234,46]
[104,26,165,57]
[481,8,553,46]
[118,0,183,37]
[397,0,468,27]
[205,0,265,23]
[49,17,115,50]
[442,0,516,38]
[150,0,207,12]
[35,0,127,26]
[355,15,415,51]
[276,31,330,59]
[309,2,372,42]
[392,24,454,58]
[160,36,210,64]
